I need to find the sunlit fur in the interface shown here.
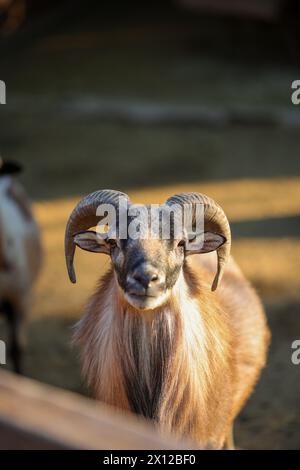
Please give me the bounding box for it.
[74,252,270,449]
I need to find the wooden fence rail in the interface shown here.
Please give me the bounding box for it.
[0,370,193,450]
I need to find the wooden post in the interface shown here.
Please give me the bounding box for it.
[0,370,194,450]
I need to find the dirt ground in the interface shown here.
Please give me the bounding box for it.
[0,3,300,449]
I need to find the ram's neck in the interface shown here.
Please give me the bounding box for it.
[75,267,231,447]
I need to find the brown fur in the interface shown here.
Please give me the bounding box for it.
[74,252,270,448]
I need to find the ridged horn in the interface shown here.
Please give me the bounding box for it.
[65,189,129,283]
[165,192,231,291]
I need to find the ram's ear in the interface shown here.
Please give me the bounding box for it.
[185,231,226,255]
[73,231,110,254]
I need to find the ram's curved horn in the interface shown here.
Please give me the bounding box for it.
[165,192,231,291]
[65,190,130,283]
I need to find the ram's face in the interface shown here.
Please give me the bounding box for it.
[73,204,226,310]
[74,231,185,310]
[67,190,230,298]
[110,237,185,309]
[74,205,186,309]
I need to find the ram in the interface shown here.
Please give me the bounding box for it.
[0,159,42,373]
[65,189,270,449]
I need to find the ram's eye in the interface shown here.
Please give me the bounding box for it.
[177,240,185,248]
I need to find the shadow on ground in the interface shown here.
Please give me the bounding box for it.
[236,302,300,449]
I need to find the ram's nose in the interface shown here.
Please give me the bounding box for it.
[133,269,159,289]
[127,264,165,294]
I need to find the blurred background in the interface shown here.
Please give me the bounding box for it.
[0,0,300,449]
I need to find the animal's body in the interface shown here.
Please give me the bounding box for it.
[0,162,42,372]
[65,190,270,449]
